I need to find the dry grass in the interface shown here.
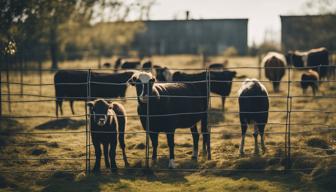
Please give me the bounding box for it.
[0,55,335,191]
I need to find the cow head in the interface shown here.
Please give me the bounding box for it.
[128,72,159,103]
[87,99,115,127]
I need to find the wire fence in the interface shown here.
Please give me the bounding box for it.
[0,65,336,175]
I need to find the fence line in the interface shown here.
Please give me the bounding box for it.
[0,67,335,175]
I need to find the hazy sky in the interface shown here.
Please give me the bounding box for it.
[147,0,308,45]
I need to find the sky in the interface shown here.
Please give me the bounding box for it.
[146,0,309,46]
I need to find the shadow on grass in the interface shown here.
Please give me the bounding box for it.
[35,118,85,130]
[0,117,24,147]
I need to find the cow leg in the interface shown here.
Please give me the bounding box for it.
[253,122,259,155]
[201,115,211,160]
[92,141,101,173]
[56,99,63,116]
[109,138,118,172]
[55,100,60,118]
[222,97,226,111]
[70,100,75,115]
[190,125,199,160]
[166,131,176,168]
[149,132,158,166]
[119,130,129,168]
[103,143,110,169]
[239,122,247,156]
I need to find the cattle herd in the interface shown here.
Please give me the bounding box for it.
[53,47,333,172]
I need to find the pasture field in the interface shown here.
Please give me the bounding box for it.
[0,55,336,192]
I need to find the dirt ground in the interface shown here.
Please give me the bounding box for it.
[0,55,335,191]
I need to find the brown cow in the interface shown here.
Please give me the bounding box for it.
[301,70,319,96]
[263,52,286,92]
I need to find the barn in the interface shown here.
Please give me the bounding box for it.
[132,19,248,56]
[280,15,336,52]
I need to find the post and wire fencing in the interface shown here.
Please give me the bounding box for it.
[0,65,336,174]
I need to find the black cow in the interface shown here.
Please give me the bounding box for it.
[54,70,134,117]
[142,61,152,71]
[114,58,141,72]
[286,47,329,79]
[238,79,269,156]
[301,70,319,96]
[172,70,236,111]
[88,99,129,173]
[153,65,172,82]
[128,72,211,168]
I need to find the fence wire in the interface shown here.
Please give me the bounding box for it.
[0,66,335,174]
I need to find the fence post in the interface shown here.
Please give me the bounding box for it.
[258,54,262,80]
[85,69,92,175]
[145,80,150,168]
[285,65,292,171]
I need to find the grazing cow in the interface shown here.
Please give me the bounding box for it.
[54,70,134,117]
[114,58,141,72]
[301,70,319,96]
[238,79,269,155]
[153,65,172,82]
[172,70,236,111]
[128,72,211,168]
[286,47,329,79]
[263,52,286,92]
[88,99,129,173]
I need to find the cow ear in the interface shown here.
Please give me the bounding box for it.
[128,76,137,86]
[87,101,94,109]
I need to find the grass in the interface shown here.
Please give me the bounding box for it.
[0,54,335,191]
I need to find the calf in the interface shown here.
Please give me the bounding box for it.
[54,70,133,117]
[263,52,286,92]
[172,70,236,111]
[88,99,129,173]
[301,70,319,96]
[128,72,211,168]
[238,79,269,156]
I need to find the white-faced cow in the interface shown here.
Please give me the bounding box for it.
[286,47,329,79]
[128,72,211,168]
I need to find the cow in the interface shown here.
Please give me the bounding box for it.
[153,65,172,82]
[142,61,153,71]
[114,58,141,72]
[88,99,129,173]
[54,70,134,117]
[238,79,269,156]
[128,72,211,168]
[286,47,329,79]
[172,70,236,111]
[301,70,319,96]
[263,52,286,92]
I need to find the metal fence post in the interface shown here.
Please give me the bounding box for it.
[145,81,150,168]
[206,68,211,159]
[85,69,92,175]
[20,56,23,97]
[285,65,292,171]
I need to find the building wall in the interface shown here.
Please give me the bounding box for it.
[133,19,248,56]
[281,15,336,52]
